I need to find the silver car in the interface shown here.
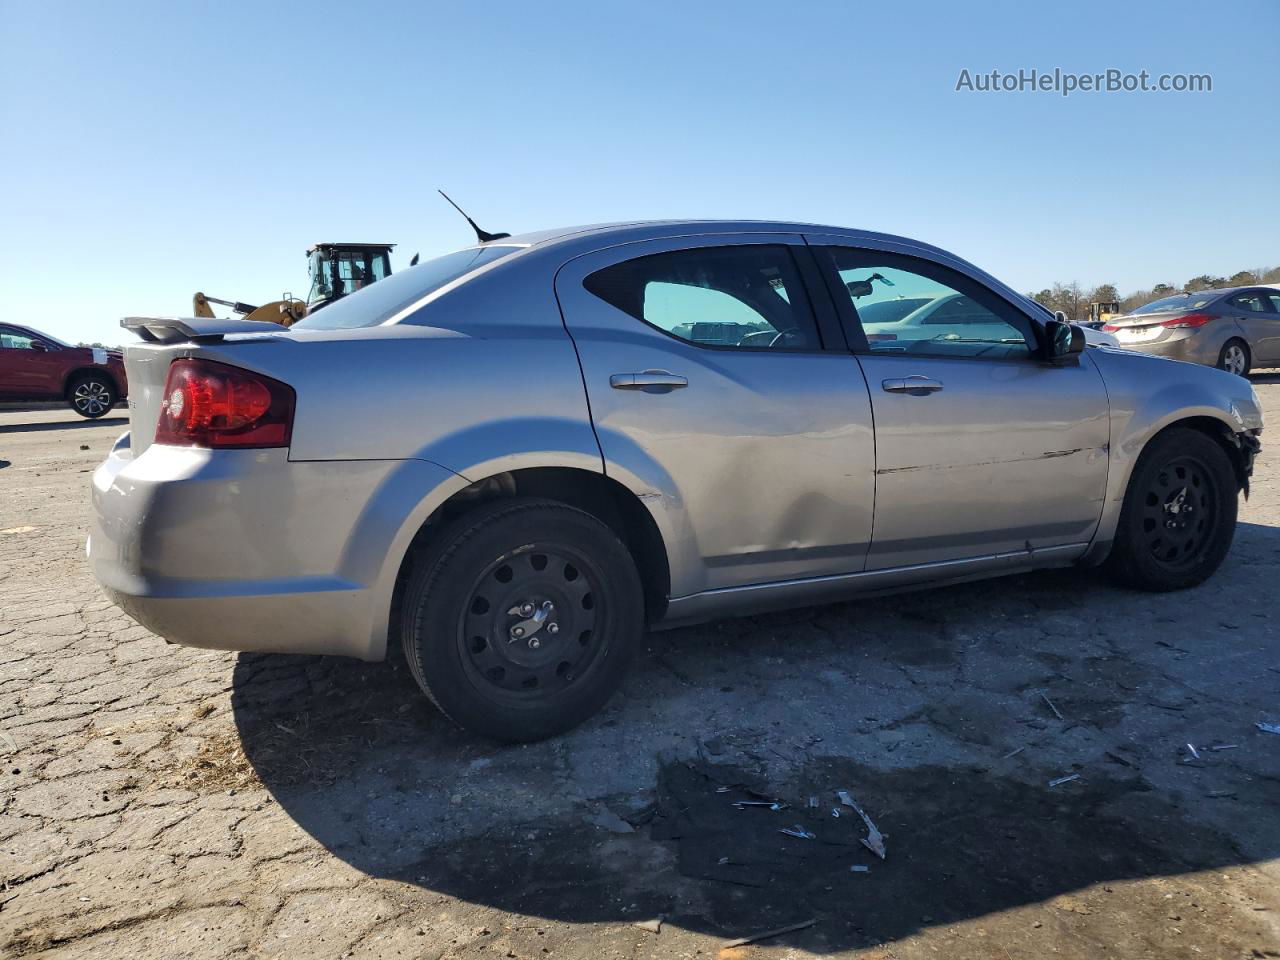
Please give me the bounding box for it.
[1103,286,1280,375]
[89,221,1263,741]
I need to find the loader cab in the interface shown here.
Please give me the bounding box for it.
[1088,301,1121,328]
[306,242,395,311]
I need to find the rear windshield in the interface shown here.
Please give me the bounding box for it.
[1131,293,1216,315]
[293,245,521,330]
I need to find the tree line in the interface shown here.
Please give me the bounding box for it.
[1031,265,1280,321]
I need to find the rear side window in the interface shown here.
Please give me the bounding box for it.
[583,245,822,350]
[1227,292,1272,313]
[293,245,520,330]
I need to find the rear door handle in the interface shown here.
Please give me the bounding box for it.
[882,376,943,394]
[610,370,688,390]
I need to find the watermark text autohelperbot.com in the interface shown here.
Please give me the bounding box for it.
[955,68,1211,97]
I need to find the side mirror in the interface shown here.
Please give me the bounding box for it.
[30,341,47,353]
[1044,319,1085,363]
[409,252,420,267]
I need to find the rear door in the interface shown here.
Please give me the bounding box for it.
[555,234,876,597]
[810,240,1111,571]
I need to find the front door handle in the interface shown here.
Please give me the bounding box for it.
[882,376,944,394]
[610,370,688,391]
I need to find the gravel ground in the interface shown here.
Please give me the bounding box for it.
[2,392,1279,960]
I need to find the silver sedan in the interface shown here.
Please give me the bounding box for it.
[1103,286,1280,375]
[89,221,1263,741]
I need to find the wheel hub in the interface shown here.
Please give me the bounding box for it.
[1162,486,1194,530]
[1139,458,1216,569]
[460,548,601,695]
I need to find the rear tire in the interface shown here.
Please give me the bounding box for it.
[401,498,643,742]
[1216,339,1250,377]
[1106,428,1237,591]
[68,374,116,419]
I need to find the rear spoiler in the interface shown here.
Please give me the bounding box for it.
[121,316,287,344]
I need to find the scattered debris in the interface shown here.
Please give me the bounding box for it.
[1186,743,1201,760]
[836,790,887,860]
[1041,693,1066,721]
[1048,774,1081,787]
[723,918,817,948]
[1256,722,1280,736]
[79,443,89,451]
[1001,745,1026,760]
[850,864,870,873]
[780,825,815,840]
[807,795,819,809]
[733,800,785,810]
[1207,790,1237,799]
[831,808,841,818]
[1209,744,1239,751]
[585,808,636,834]
[1105,751,1134,767]
[633,916,663,934]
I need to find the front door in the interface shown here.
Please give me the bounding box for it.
[0,327,63,398]
[813,242,1111,571]
[556,235,876,598]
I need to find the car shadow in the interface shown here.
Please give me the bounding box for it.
[232,523,1280,951]
[0,416,127,434]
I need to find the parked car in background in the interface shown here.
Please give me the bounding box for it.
[89,221,1262,742]
[0,324,127,417]
[1102,287,1280,376]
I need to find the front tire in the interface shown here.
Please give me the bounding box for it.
[1217,339,1250,377]
[68,374,116,419]
[401,498,643,742]
[1106,428,1238,591]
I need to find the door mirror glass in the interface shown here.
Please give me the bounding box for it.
[1045,320,1085,361]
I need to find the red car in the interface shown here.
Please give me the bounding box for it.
[0,324,127,418]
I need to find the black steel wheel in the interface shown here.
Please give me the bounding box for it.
[1107,428,1238,591]
[401,498,643,742]
[459,544,605,699]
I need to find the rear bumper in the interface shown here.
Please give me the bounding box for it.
[87,441,448,660]
[1118,331,1221,366]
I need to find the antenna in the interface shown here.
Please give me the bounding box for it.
[438,190,511,243]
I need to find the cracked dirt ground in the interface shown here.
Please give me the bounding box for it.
[2,394,1279,960]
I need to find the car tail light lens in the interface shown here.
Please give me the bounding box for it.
[1160,313,1213,329]
[1101,323,1120,332]
[155,358,294,449]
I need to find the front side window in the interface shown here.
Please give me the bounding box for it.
[584,245,822,350]
[826,250,1032,359]
[0,328,38,350]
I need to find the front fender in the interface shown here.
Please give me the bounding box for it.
[1087,349,1259,558]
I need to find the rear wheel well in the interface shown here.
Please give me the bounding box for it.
[63,367,120,398]
[391,468,671,641]
[1145,417,1251,494]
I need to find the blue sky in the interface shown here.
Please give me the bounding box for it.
[2,0,1276,344]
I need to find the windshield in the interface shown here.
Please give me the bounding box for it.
[294,245,522,330]
[1131,293,1215,315]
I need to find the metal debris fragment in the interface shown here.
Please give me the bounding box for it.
[831,808,841,818]
[1001,745,1026,760]
[836,790,887,859]
[780,825,816,840]
[1048,773,1081,787]
[733,800,785,810]
[1041,693,1066,721]
[723,918,817,948]
[850,864,870,873]
[1186,743,1201,760]
[807,795,819,809]
[1256,722,1280,736]
[1209,744,1239,751]
[633,916,663,934]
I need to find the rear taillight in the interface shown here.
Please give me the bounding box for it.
[155,358,294,449]
[1161,313,1213,329]
[1101,323,1120,332]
